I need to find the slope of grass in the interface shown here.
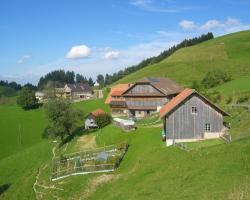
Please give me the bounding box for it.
[211,74,250,94]
[0,141,52,200]
[0,105,47,160]
[28,124,250,200]
[89,131,250,200]
[114,30,250,86]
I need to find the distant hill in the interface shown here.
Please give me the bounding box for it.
[114,30,250,86]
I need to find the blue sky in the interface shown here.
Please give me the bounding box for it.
[0,0,250,84]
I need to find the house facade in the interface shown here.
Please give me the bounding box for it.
[105,78,183,118]
[63,83,93,100]
[160,88,230,146]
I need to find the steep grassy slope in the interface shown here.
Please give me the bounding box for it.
[0,105,47,159]
[114,30,250,86]
[211,74,250,94]
[23,123,250,200]
[0,95,109,199]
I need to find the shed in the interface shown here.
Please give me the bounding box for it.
[160,88,230,146]
[85,109,106,129]
[113,118,135,132]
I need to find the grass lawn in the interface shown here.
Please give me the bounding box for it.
[211,74,250,95]
[114,30,250,87]
[0,105,47,160]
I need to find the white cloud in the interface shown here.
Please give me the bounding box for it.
[179,20,196,30]
[17,55,31,64]
[200,19,222,30]
[179,17,250,34]
[66,45,91,59]
[104,51,121,59]
[130,0,195,13]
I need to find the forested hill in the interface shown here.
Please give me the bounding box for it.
[104,32,214,85]
[113,30,250,87]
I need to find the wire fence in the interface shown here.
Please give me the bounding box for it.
[51,142,128,181]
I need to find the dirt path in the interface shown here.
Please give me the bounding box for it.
[76,134,96,151]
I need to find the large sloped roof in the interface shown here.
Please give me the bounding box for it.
[122,77,183,96]
[105,84,131,104]
[90,109,106,117]
[159,88,230,118]
[66,83,92,93]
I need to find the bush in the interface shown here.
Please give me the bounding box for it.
[202,70,231,88]
[226,96,233,104]
[16,87,37,109]
[191,80,203,92]
[237,96,249,104]
[95,114,112,128]
[203,91,221,103]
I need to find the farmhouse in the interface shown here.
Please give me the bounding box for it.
[106,77,183,118]
[105,83,131,116]
[85,109,106,129]
[55,83,93,100]
[159,88,230,146]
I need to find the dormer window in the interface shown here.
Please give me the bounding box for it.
[191,106,197,114]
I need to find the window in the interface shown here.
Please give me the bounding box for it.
[191,106,197,114]
[205,123,211,132]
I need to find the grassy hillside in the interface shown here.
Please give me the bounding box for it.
[0,105,47,159]
[14,122,250,200]
[211,74,250,94]
[0,94,110,199]
[114,30,250,86]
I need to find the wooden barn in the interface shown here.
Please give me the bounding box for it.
[159,88,230,146]
[105,77,183,118]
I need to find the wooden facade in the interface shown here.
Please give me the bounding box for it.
[164,94,224,139]
[107,78,183,119]
[160,89,230,145]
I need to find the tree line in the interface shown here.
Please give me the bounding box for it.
[37,70,95,90]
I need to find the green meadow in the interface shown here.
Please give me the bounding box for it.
[1,30,250,199]
[114,30,250,87]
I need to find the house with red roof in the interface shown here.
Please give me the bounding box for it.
[105,77,183,118]
[160,88,230,146]
[85,109,106,129]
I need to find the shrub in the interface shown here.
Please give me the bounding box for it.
[237,96,249,104]
[203,91,221,103]
[95,114,112,128]
[16,87,37,109]
[226,96,233,104]
[201,70,231,88]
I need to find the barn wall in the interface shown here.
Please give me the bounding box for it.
[165,94,224,139]
[126,97,169,107]
[125,84,162,94]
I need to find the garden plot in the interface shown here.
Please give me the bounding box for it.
[51,142,128,181]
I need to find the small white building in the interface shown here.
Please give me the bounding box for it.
[35,91,45,102]
[85,109,106,129]
[94,82,100,87]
